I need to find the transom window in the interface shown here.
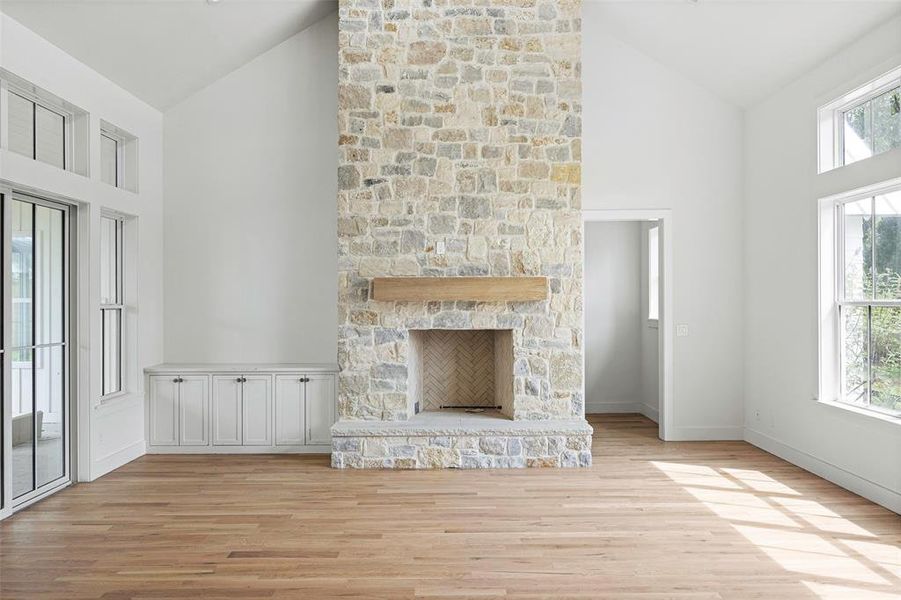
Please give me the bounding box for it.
[7,90,66,169]
[836,189,901,416]
[840,83,901,167]
[818,65,901,173]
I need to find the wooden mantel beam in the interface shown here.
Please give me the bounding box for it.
[370,277,548,302]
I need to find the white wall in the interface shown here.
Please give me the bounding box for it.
[163,14,338,364]
[583,5,746,440]
[0,13,164,482]
[744,16,901,512]
[585,221,642,412]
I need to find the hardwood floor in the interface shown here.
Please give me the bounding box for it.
[1,414,898,599]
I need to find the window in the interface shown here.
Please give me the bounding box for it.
[7,91,66,169]
[100,133,118,187]
[819,65,901,172]
[840,85,901,166]
[99,120,139,192]
[834,188,901,417]
[1,70,90,176]
[648,225,659,322]
[100,215,124,396]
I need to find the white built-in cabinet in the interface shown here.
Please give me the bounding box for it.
[146,364,337,453]
[149,375,209,446]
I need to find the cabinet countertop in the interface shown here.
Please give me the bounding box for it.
[145,363,339,374]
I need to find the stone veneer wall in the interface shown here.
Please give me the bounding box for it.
[337,0,583,421]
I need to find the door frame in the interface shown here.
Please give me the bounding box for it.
[0,185,79,517]
[582,209,674,441]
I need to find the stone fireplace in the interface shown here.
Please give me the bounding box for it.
[331,0,592,468]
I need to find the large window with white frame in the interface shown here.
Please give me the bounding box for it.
[832,186,901,417]
[100,215,124,397]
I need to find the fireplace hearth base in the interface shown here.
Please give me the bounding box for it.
[331,411,592,469]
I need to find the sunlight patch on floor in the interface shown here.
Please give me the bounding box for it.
[803,581,901,599]
[651,460,900,598]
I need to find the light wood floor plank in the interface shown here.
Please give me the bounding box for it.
[1,414,898,599]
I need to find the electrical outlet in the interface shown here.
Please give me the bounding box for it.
[436,239,446,256]
[676,324,689,337]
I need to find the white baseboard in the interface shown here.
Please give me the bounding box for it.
[586,402,660,424]
[146,445,332,454]
[639,403,659,423]
[586,401,642,414]
[666,425,745,441]
[91,440,146,481]
[745,428,900,514]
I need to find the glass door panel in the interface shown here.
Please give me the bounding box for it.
[8,197,68,502]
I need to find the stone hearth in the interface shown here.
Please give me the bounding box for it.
[332,410,592,469]
[332,0,590,468]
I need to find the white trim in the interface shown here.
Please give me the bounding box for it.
[90,439,145,480]
[745,427,900,515]
[146,445,331,455]
[668,426,744,441]
[583,208,674,441]
[586,401,643,414]
[816,397,901,428]
[639,403,659,424]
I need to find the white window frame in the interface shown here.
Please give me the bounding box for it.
[818,178,901,422]
[98,120,139,193]
[99,131,121,188]
[648,224,659,326]
[2,83,73,170]
[818,64,901,173]
[100,214,125,398]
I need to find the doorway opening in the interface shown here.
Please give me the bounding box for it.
[583,210,673,440]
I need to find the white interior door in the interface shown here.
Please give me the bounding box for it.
[275,375,305,446]
[178,376,209,446]
[212,376,242,446]
[305,374,335,445]
[242,375,272,446]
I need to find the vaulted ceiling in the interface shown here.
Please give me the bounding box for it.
[588,0,901,108]
[2,0,900,112]
[0,0,335,111]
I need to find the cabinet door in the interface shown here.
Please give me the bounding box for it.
[179,376,209,446]
[212,376,242,445]
[305,374,336,445]
[149,375,179,446]
[275,375,305,446]
[242,375,272,446]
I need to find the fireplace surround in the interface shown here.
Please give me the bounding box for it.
[331,0,591,468]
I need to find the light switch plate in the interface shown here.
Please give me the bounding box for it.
[676,324,689,337]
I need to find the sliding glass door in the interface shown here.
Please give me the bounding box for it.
[3,192,70,507]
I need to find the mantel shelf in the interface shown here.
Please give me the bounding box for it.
[370,277,548,302]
